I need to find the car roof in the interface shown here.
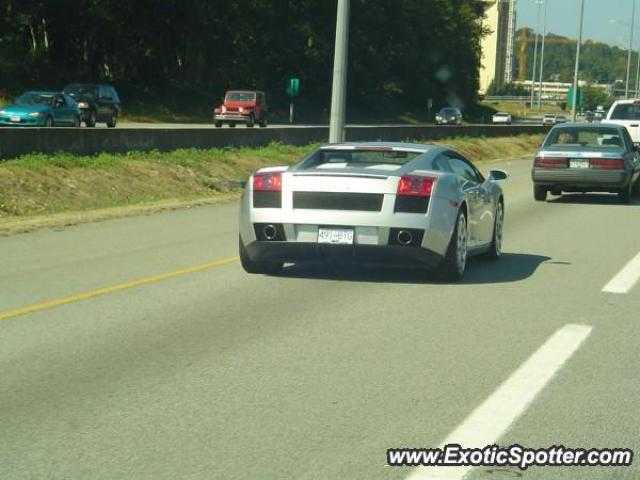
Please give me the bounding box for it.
[22,91,57,96]
[551,122,623,130]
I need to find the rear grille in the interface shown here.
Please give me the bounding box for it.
[292,192,383,211]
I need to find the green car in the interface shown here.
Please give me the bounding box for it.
[0,91,81,127]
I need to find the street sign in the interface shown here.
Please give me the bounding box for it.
[286,78,300,97]
[567,87,583,108]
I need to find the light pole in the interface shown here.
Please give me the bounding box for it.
[571,0,585,122]
[626,0,636,99]
[530,0,543,109]
[537,0,548,109]
[329,0,350,143]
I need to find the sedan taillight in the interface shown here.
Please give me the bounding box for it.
[590,158,625,169]
[533,157,567,168]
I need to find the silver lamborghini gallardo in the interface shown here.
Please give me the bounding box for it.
[238,142,508,281]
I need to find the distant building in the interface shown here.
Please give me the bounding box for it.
[479,0,516,94]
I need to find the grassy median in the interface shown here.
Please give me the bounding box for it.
[0,134,542,234]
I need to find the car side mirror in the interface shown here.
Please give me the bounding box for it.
[488,169,508,181]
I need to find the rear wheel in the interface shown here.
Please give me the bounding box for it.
[73,116,81,128]
[239,237,283,274]
[45,116,53,127]
[533,184,547,201]
[86,110,96,127]
[106,110,117,128]
[246,114,255,127]
[438,210,468,282]
[618,182,632,204]
[229,123,236,128]
[484,200,503,261]
[214,121,223,128]
[259,115,268,128]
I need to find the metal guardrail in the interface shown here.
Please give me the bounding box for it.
[0,124,549,160]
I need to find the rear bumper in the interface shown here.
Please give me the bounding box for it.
[532,168,628,190]
[243,240,444,268]
[214,113,250,122]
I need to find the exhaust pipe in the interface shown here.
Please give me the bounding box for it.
[397,230,413,246]
[262,224,278,240]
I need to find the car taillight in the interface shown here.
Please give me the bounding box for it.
[590,158,625,169]
[397,175,436,197]
[534,157,567,168]
[253,172,282,192]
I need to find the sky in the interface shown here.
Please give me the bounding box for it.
[517,0,640,48]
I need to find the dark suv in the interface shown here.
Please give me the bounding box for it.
[63,83,121,127]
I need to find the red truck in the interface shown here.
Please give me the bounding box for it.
[214,90,268,128]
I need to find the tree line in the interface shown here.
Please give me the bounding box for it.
[0,0,488,119]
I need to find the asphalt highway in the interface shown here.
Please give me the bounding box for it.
[1,157,639,480]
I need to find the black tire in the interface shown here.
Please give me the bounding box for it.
[259,115,268,128]
[45,116,53,127]
[73,116,81,128]
[214,121,223,128]
[239,237,283,274]
[229,123,236,128]
[618,182,632,204]
[484,199,504,261]
[533,184,547,201]
[86,110,96,127]
[246,114,255,127]
[438,210,468,282]
[633,177,640,197]
[106,111,117,128]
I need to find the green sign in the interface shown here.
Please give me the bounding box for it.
[567,87,583,108]
[286,78,300,97]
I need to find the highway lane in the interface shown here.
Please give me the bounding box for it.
[116,119,540,129]
[1,157,639,480]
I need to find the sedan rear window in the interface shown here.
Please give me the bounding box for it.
[544,127,625,148]
[609,103,640,120]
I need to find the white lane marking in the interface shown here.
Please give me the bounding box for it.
[406,324,592,480]
[602,252,640,294]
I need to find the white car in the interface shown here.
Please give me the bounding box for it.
[492,112,512,125]
[239,142,508,281]
[605,99,640,143]
[542,114,567,126]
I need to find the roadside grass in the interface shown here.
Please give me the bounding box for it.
[0,134,543,234]
[481,101,565,117]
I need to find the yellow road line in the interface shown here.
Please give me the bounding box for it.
[0,256,239,322]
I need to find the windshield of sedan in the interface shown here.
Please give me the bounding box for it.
[15,92,55,106]
[440,108,458,115]
[225,92,255,101]
[315,149,422,167]
[64,84,98,97]
[544,127,625,148]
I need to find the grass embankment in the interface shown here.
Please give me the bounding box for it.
[0,134,543,234]
[481,101,564,117]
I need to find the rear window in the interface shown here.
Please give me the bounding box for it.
[317,149,422,166]
[544,127,625,148]
[609,103,640,120]
[226,92,255,101]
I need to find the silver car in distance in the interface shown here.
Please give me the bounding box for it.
[239,142,508,281]
[532,123,640,203]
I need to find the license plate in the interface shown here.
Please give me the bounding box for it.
[10,116,20,122]
[570,159,589,169]
[318,228,354,245]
